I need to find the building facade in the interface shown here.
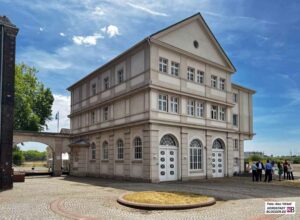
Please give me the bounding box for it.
[68,13,255,182]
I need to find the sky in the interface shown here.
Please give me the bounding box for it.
[1,0,300,155]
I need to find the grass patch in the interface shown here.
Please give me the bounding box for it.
[123,191,210,205]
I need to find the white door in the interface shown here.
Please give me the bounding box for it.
[159,147,177,181]
[212,150,224,178]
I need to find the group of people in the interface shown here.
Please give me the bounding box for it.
[251,160,294,182]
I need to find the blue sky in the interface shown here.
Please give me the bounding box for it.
[1,0,300,155]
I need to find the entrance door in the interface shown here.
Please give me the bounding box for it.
[212,150,224,177]
[159,147,177,181]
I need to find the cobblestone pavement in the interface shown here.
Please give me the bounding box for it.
[0,176,299,220]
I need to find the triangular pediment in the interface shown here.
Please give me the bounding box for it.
[150,13,235,72]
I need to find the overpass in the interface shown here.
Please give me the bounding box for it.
[13,130,71,176]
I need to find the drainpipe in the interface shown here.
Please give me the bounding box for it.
[0,25,4,137]
[205,130,207,179]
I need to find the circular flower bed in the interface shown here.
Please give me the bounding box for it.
[117,191,216,210]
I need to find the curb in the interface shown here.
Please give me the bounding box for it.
[117,192,216,210]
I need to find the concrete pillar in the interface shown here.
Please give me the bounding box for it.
[206,133,213,178]
[123,129,131,177]
[227,135,234,176]
[239,136,245,173]
[53,138,63,176]
[148,126,159,183]
[180,128,188,180]
[108,133,114,177]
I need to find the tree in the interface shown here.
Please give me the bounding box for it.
[14,63,54,131]
[12,145,24,166]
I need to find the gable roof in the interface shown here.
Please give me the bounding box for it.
[150,12,236,72]
[67,12,236,90]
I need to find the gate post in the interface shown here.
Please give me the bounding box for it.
[53,138,63,176]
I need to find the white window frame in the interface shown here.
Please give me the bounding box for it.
[196,102,204,118]
[211,105,218,120]
[234,139,239,150]
[171,61,179,76]
[133,137,142,160]
[233,93,238,103]
[102,141,109,160]
[220,78,226,91]
[187,100,195,116]
[189,139,202,170]
[219,107,226,121]
[187,67,195,81]
[170,96,178,113]
[104,77,110,90]
[158,94,168,112]
[91,143,96,160]
[117,68,124,84]
[159,57,168,73]
[103,106,109,121]
[91,83,96,96]
[196,70,204,84]
[211,75,218,88]
[116,139,124,160]
[233,114,238,126]
[91,111,96,124]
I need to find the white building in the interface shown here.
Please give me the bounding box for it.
[68,13,255,182]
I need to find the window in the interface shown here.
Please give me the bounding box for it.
[189,139,202,170]
[187,67,195,81]
[187,100,195,116]
[158,94,168,112]
[211,75,217,88]
[171,61,179,76]
[196,102,204,118]
[170,96,178,113]
[91,111,96,124]
[91,143,96,160]
[102,141,108,160]
[233,114,238,126]
[234,157,239,166]
[234,139,239,150]
[233,93,238,103]
[213,139,224,149]
[133,137,142,159]
[211,105,218,120]
[117,69,124,84]
[103,106,109,121]
[160,135,177,146]
[91,83,96,96]
[159,57,168,73]
[104,77,110,90]
[220,78,226,91]
[116,139,124,159]
[219,107,226,121]
[196,70,204,84]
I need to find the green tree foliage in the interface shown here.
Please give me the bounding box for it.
[12,145,25,166]
[249,154,262,162]
[14,63,54,131]
[23,150,47,161]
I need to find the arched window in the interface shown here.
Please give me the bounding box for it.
[133,137,142,159]
[212,139,224,149]
[160,134,177,146]
[117,139,124,159]
[102,141,108,160]
[189,139,202,170]
[91,143,96,160]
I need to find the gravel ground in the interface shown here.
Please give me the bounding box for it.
[0,176,299,220]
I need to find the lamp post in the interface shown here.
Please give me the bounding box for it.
[0,16,18,190]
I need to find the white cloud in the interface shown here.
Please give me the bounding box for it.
[46,94,70,132]
[93,6,104,16]
[39,27,44,32]
[126,2,168,17]
[59,32,66,37]
[101,25,120,38]
[72,33,104,46]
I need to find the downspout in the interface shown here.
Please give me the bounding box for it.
[205,130,207,179]
[0,25,4,137]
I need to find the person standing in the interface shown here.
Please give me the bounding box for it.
[287,163,294,180]
[264,160,273,182]
[256,160,264,181]
[277,162,283,181]
[283,160,288,179]
[251,161,258,182]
